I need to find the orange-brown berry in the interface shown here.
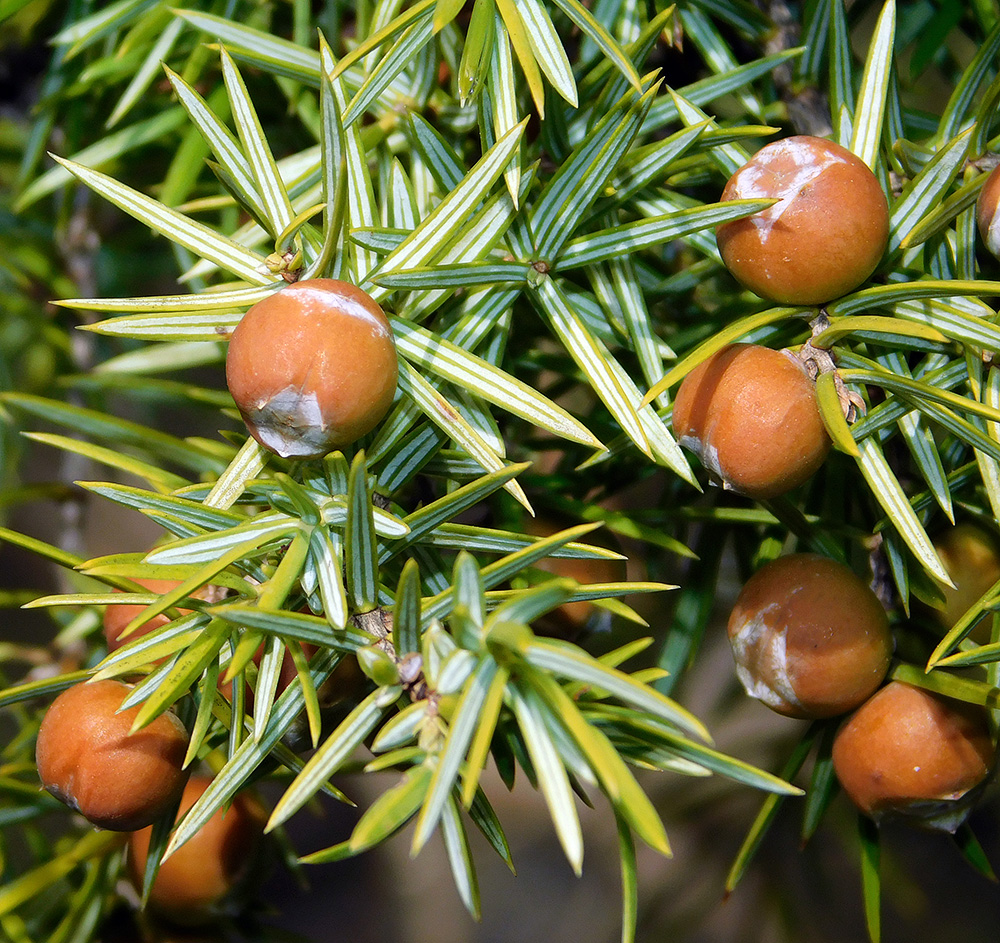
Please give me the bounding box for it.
[36,679,189,830]
[534,549,627,638]
[832,681,994,830]
[727,554,892,719]
[929,523,1000,640]
[716,136,889,305]
[128,775,265,924]
[103,578,210,654]
[672,344,831,499]
[976,163,1000,258]
[526,519,628,638]
[226,278,398,459]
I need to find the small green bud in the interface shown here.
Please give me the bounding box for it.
[357,645,400,686]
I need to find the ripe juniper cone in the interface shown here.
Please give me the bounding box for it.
[716,136,889,305]
[727,554,893,719]
[976,163,1000,259]
[672,343,832,499]
[103,577,219,654]
[527,519,627,639]
[832,681,995,831]
[128,775,266,925]
[534,551,626,638]
[35,679,189,830]
[226,278,398,459]
[929,523,1000,640]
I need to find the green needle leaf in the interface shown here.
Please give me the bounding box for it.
[345,451,379,612]
[849,0,895,171]
[412,655,500,854]
[51,156,270,284]
[351,766,433,852]
[393,559,423,657]
[510,683,584,873]
[549,0,641,92]
[511,0,577,106]
[176,11,322,84]
[855,436,951,585]
[441,796,481,918]
[163,65,268,227]
[268,687,390,832]
[495,0,546,116]
[815,372,859,457]
[523,638,710,742]
[367,120,527,293]
[859,815,882,943]
[331,0,435,78]
[392,318,602,449]
[220,48,295,235]
[616,810,638,943]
